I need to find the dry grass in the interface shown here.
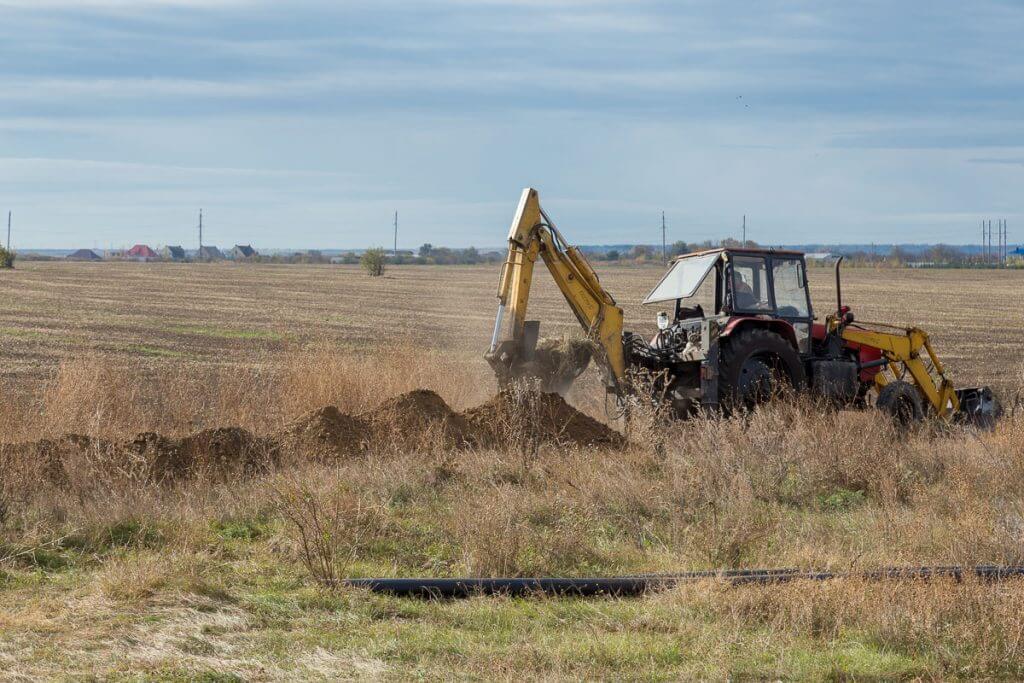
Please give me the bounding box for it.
[1,261,1024,678]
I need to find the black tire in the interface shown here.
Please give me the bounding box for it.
[718,327,806,412]
[876,380,924,424]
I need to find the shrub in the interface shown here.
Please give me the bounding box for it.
[361,248,386,277]
[0,246,14,268]
[273,474,386,587]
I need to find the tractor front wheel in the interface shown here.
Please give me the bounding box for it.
[876,380,924,424]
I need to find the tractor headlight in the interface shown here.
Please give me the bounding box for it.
[657,311,669,330]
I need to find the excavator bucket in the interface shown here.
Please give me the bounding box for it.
[488,329,593,396]
[954,386,1002,427]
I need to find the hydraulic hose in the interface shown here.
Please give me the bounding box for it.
[345,565,1024,599]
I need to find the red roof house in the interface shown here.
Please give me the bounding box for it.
[126,244,159,261]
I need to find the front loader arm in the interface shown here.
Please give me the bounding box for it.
[487,188,626,391]
[839,324,960,418]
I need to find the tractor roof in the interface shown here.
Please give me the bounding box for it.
[671,246,805,262]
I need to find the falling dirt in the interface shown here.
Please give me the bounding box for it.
[532,337,594,395]
[0,389,624,486]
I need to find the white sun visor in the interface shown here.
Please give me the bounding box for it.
[642,252,720,305]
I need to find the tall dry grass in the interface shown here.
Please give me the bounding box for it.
[2,344,1024,675]
[0,342,494,442]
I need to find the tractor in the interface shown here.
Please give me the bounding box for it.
[486,188,999,424]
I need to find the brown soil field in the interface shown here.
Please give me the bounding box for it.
[2,261,1021,394]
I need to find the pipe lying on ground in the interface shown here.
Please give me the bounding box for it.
[344,565,1024,599]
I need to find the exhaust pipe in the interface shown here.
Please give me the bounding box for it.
[834,255,844,315]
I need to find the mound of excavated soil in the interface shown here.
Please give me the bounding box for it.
[179,427,278,477]
[0,389,624,488]
[361,389,472,448]
[124,431,186,481]
[276,406,368,462]
[462,389,624,448]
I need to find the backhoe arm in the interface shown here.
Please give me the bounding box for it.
[486,188,626,392]
[839,324,960,418]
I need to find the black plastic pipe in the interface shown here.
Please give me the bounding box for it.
[345,565,1024,599]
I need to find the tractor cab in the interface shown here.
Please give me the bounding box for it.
[628,248,815,415]
[641,247,814,355]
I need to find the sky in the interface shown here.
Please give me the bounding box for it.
[1,0,1022,250]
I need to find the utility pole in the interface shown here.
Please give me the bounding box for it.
[987,219,992,264]
[661,211,666,263]
[393,210,398,257]
[742,214,747,246]
[999,219,1004,264]
[1003,219,1008,264]
[5,211,10,251]
[199,209,203,251]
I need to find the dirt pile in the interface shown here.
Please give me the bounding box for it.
[277,406,368,462]
[361,389,472,448]
[0,389,624,486]
[463,389,624,448]
[1,427,277,488]
[179,427,278,477]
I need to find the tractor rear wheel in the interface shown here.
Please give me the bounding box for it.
[876,380,924,424]
[718,327,805,412]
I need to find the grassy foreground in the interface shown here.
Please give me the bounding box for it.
[2,505,1022,680]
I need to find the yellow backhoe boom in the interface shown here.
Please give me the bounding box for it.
[839,323,960,418]
[487,188,626,391]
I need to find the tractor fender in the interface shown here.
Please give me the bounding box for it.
[721,316,799,351]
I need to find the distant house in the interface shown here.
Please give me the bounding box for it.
[162,245,186,261]
[197,245,223,261]
[231,244,258,260]
[126,244,159,261]
[66,249,102,262]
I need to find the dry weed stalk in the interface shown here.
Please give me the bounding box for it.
[272,471,384,588]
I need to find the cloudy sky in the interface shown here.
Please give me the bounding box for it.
[1,1,1021,249]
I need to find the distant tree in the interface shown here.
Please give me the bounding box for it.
[0,246,14,269]
[419,243,433,258]
[605,249,620,261]
[889,246,912,264]
[361,247,386,276]
[631,245,651,260]
[927,244,963,264]
[669,241,689,257]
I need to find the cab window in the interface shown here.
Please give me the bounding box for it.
[731,256,771,311]
[772,258,810,318]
